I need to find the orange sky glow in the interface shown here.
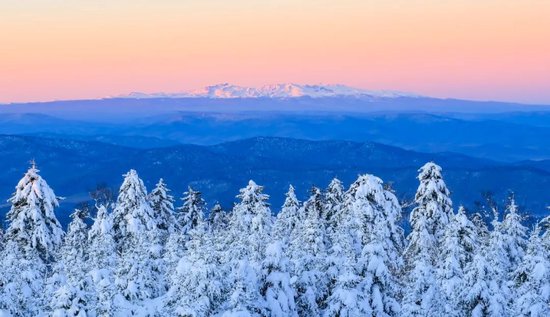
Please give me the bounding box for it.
[1,0,549,103]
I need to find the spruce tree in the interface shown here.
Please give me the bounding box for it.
[404,162,453,313]
[5,164,64,261]
[324,208,366,317]
[112,170,164,312]
[0,240,47,315]
[88,205,118,317]
[177,186,206,235]
[272,185,301,245]
[513,225,550,317]
[401,214,444,317]
[149,178,177,240]
[112,169,158,247]
[438,206,478,316]
[501,197,528,274]
[406,162,453,265]
[49,209,93,317]
[208,202,227,233]
[462,214,511,317]
[166,220,223,316]
[223,260,266,317]
[226,180,272,264]
[261,241,298,317]
[289,188,328,316]
[324,178,345,236]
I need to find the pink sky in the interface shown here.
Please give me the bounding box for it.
[1,0,549,104]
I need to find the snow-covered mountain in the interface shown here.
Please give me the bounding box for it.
[122,83,420,99]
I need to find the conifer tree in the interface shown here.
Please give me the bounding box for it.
[324,208,366,317]
[223,260,266,317]
[513,225,550,317]
[112,170,165,311]
[226,180,272,264]
[177,186,206,235]
[406,162,453,265]
[5,164,64,261]
[401,215,444,317]
[149,178,177,240]
[324,178,345,236]
[112,169,158,247]
[501,197,528,274]
[289,188,328,316]
[462,214,511,317]
[0,240,47,315]
[49,209,93,317]
[438,206,478,316]
[208,202,227,233]
[88,205,118,317]
[166,220,223,316]
[471,212,490,247]
[261,241,298,317]
[273,185,301,245]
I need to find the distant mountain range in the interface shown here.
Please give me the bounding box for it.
[120,83,420,99]
[2,91,550,225]
[1,135,549,227]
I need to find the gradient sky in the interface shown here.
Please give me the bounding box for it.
[1,0,549,104]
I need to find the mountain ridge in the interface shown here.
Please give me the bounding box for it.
[120,83,421,99]
[1,135,549,225]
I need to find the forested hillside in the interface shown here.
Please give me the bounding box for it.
[1,163,548,316]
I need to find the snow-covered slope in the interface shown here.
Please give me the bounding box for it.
[121,83,419,99]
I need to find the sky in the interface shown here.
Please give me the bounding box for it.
[1,0,549,104]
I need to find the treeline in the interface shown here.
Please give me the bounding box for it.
[0,163,549,317]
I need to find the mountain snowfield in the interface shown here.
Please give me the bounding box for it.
[121,83,420,99]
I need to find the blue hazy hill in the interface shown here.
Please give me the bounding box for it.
[0,135,548,227]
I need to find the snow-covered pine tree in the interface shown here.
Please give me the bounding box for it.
[272,185,301,245]
[49,208,94,316]
[324,206,366,317]
[115,232,162,312]
[166,218,224,316]
[471,212,490,247]
[360,223,402,317]
[177,186,206,236]
[461,213,511,317]
[513,225,550,317]
[352,175,404,317]
[501,196,528,275]
[1,164,63,315]
[405,162,453,264]
[0,239,48,315]
[112,169,158,247]
[260,241,298,317]
[438,206,478,317]
[149,178,178,241]
[346,175,405,265]
[404,162,453,309]
[326,174,404,316]
[222,259,266,317]
[88,205,118,316]
[112,170,165,312]
[401,224,444,317]
[402,165,450,317]
[217,181,273,316]
[289,187,328,316]
[5,164,64,261]
[225,180,272,264]
[208,202,227,233]
[323,178,345,237]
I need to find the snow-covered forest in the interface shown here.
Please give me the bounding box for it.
[0,163,548,317]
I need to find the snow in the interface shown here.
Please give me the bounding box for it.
[118,83,421,99]
[1,162,548,316]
